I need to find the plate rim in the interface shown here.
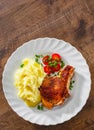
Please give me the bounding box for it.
[2,37,91,125]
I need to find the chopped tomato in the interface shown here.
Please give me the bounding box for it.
[43,53,62,74]
[52,53,61,62]
[44,65,52,74]
[42,55,51,65]
[53,63,61,72]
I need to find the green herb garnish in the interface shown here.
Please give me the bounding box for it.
[35,55,43,64]
[48,56,52,61]
[69,80,75,90]
[20,64,24,68]
[35,57,39,62]
[48,60,58,67]
[60,60,65,68]
[37,104,44,110]
[40,105,44,110]
[35,54,43,58]
[35,58,41,64]
[53,61,58,66]
[37,104,41,110]
[35,57,40,64]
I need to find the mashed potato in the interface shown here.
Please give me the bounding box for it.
[14,58,46,107]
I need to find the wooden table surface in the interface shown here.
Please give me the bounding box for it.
[0,0,94,130]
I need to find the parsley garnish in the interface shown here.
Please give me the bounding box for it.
[20,64,24,68]
[48,60,58,67]
[37,104,44,110]
[35,54,43,58]
[69,80,75,90]
[48,56,52,61]
[60,60,65,68]
[35,57,39,62]
[37,104,41,110]
[35,54,42,64]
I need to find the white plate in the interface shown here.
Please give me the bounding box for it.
[2,38,91,125]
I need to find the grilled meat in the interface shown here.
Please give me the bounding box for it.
[40,65,74,109]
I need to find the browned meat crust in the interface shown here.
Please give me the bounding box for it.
[40,65,74,109]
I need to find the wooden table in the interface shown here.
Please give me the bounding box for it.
[0,0,94,130]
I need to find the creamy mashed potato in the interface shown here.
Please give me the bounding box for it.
[14,58,46,107]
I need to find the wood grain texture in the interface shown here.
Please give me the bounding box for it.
[0,0,94,129]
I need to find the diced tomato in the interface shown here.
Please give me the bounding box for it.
[44,65,52,74]
[52,63,61,72]
[52,53,61,62]
[43,53,62,74]
[42,55,51,65]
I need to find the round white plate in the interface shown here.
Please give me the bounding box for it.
[2,38,91,125]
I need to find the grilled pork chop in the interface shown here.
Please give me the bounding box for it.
[40,65,74,109]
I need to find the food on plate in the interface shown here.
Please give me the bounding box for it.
[40,65,74,109]
[14,53,75,110]
[14,58,46,107]
[42,55,51,65]
[52,53,61,62]
[42,53,65,74]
